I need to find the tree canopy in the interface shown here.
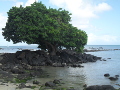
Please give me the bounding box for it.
[2,2,88,55]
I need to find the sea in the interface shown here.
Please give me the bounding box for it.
[0,45,120,89]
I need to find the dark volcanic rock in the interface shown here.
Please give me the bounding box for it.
[0,50,102,67]
[109,77,119,81]
[86,85,115,90]
[104,73,110,77]
[45,81,56,87]
[67,89,77,90]
[33,80,40,84]
[11,68,25,74]
[0,70,14,81]
[18,83,26,89]
[53,79,60,84]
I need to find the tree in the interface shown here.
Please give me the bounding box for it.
[2,2,88,55]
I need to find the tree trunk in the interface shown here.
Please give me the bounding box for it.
[44,41,56,56]
[38,40,57,56]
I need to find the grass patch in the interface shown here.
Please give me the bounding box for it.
[31,86,37,89]
[15,78,27,83]
[25,70,31,73]
[53,88,68,90]
[14,77,32,83]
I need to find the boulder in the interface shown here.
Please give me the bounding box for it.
[71,64,82,68]
[109,77,118,81]
[61,63,66,67]
[18,83,26,89]
[11,68,25,74]
[45,81,56,87]
[86,85,115,90]
[52,63,62,67]
[0,70,14,81]
[33,80,40,85]
[0,50,102,67]
[53,79,60,84]
[17,52,26,60]
[104,73,110,77]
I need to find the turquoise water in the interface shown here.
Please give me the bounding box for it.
[0,45,120,89]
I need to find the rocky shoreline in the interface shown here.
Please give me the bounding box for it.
[0,49,102,67]
[0,49,117,90]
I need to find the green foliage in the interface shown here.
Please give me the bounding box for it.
[14,77,32,83]
[31,86,37,89]
[2,1,88,54]
[15,78,27,83]
[39,85,45,90]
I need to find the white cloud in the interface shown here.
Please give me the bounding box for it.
[49,0,112,30]
[0,0,17,1]
[0,0,39,46]
[50,0,112,18]
[0,13,7,31]
[95,2,112,13]
[15,2,23,7]
[0,13,8,45]
[14,0,38,7]
[88,33,119,45]
[50,0,97,18]
[25,0,38,6]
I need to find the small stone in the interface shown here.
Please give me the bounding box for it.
[104,73,110,77]
[53,79,60,84]
[45,81,56,87]
[33,80,40,85]
[18,83,26,89]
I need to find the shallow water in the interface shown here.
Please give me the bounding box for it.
[0,45,120,89]
[38,50,120,89]
[39,59,120,89]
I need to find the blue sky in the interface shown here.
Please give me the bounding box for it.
[0,0,120,46]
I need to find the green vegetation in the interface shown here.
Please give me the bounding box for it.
[2,1,88,55]
[13,77,32,83]
[53,88,67,90]
[15,78,27,83]
[31,86,37,89]
[39,87,76,90]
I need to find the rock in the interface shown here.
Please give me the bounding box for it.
[30,71,43,77]
[0,70,14,80]
[53,79,60,84]
[52,63,63,67]
[109,77,118,81]
[83,84,87,88]
[17,52,26,60]
[45,81,56,87]
[104,73,110,77]
[35,50,48,57]
[102,58,107,61]
[17,73,31,80]
[86,85,115,90]
[11,68,25,74]
[115,75,119,77]
[1,50,102,67]
[67,89,77,90]
[61,63,66,67]
[108,75,119,81]
[71,64,82,68]
[46,60,53,66]
[33,80,40,84]
[18,83,26,89]
[0,53,16,64]
[0,56,3,61]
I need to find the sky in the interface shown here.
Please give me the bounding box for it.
[0,0,120,46]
